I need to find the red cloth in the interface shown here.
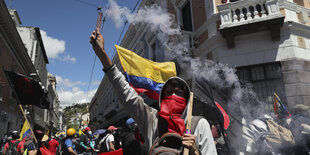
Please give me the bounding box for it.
[215,101,230,130]
[4,140,23,153]
[158,95,186,135]
[48,139,59,154]
[97,148,123,155]
[17,141,24,152]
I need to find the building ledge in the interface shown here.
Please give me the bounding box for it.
[219,15,284,48]
[217,0,284,48]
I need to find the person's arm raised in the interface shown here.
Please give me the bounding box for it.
[90,28,113,70]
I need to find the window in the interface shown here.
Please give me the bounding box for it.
[236,62,286,112]
[181,1,193,31]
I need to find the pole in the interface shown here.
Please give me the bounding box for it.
[18,104,38,144]
[183,92,194,155]
[2,69,39,144]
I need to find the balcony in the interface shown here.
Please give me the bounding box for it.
[218,0,284,48]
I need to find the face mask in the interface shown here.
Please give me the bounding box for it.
[158,94,187,135]
[159,94,187,116]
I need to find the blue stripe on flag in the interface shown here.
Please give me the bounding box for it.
[22,129,31,139]
[125,73,164,94]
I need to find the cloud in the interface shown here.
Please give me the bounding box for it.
[57,54,77,63]
[40,30,77,63]
[91,80,101,86]
[56,75,99,107]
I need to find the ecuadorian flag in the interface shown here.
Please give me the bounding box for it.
[19,121,31,141]
[116,45,176,100]
[274,92,291,119]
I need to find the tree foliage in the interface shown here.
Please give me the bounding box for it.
[63,103,89,128]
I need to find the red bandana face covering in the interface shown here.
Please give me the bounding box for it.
[158,94,187,135]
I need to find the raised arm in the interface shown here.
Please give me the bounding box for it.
[89,29,158,150]
[89,28,112,70]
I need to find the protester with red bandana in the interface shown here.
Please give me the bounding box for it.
[90,29,217,155]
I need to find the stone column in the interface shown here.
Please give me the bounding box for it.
[281,59,310,110]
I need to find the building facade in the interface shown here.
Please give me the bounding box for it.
[47,72,62,133]
[90,0,310,135]
[0,1,61,136]
[0,2,38,136]
[16,25,50,131]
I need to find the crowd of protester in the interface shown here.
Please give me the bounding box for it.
[0,118,148,155]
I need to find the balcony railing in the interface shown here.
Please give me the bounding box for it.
[218,0,282,28]
[217,0,284,48]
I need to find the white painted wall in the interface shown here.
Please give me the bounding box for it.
[196,21,310,68]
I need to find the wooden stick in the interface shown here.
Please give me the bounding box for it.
[19,104,38,144]
[183,92,194,155]
[3,69,38,144]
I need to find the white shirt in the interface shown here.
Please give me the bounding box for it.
[105,134,114,151]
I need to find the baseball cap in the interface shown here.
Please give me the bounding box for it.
[107,126,118,131]
[83,127,91,132]
[126,118,135,126]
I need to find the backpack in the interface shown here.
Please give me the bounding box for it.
[149,132,183,155]
[6,140,20,155]
[72,138,83,153]
[98,134,110,153]
[149,116,203,155]
[265,119,295,151]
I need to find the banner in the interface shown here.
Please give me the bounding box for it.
[4,70,50,109]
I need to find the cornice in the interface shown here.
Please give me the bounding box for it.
[278,0,310,14]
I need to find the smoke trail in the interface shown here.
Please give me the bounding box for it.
[106,0,188,53]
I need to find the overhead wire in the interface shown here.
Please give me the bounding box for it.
[74,0,98,8]
[73,0,104,101]
[81,0,141,102]
[111,0,141,59]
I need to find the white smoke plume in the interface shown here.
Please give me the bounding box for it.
[106,0,187,54]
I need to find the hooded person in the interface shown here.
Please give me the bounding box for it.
[289,104,310,155]
[119,118,148,155]
[90,29,217,155]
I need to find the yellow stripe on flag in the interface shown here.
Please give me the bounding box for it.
[115,45,176,83]
[19,121,31,141]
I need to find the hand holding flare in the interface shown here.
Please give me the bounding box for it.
[90,28,112,70]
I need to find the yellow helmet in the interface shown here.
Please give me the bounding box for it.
[66,128,76,136]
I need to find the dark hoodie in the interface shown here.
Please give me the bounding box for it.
[105,65,217,154]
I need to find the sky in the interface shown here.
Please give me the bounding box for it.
[4,0,141,107]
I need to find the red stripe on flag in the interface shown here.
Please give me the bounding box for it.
[215,101,230,130]
[129,84,159,100]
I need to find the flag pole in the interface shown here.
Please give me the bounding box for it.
[18,104,38,144]
[2,68,38,144]
[183,92,194,155]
